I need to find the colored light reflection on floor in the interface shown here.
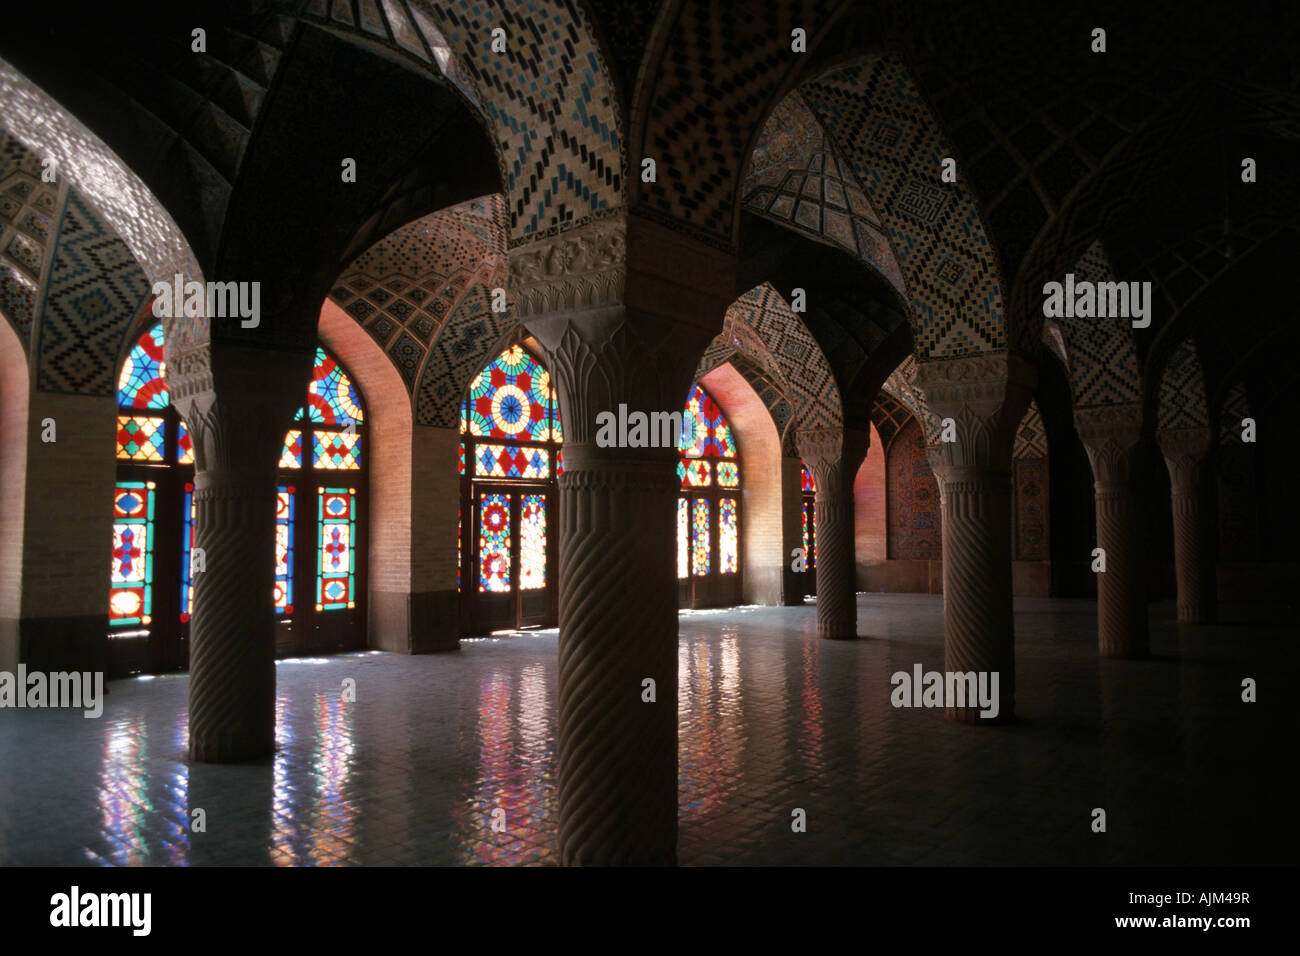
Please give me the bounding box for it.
[1,596,1295,866]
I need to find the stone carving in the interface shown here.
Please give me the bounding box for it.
[509,218,627,316]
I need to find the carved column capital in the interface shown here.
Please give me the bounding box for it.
[796,427,869,491]
[1157,426,1213,492]
[1075,402,1146,486]
[170,345,313,477]
[915,351,1036,476]
[525,307,717,455]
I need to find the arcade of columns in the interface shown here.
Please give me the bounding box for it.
[160,216,1222,866]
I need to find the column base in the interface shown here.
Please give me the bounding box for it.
[818,621,858,640]
[190,730,275,764]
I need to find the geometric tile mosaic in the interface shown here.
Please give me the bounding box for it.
[1218,380,1250,446]
[298,0,624,240]
[1157,337,1209,430]
[695,339,798,454]
[726,284,842,431]
[1055,240,1141,407]
[741,92,905,297]
[800,55,1008,359]
[636,0,842,243]
[0,60,200,290]
[331,196,508,394]
[415,285,513,427]
[35,193,151,395]
[882,354,942,446]
[0,132,62,346]
[1013,400,1047,460]
[868,390,912,452]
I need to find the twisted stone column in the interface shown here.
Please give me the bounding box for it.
[553,443,679,864]
[527,311,702,866]
[916,353,1035,723]
[1076,404,1149,658]
[171,344,312,761]
[797,428,868,639]
[1158,427,1215,624]
[517,213,732,865]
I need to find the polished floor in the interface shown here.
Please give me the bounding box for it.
[1,595,1294,866]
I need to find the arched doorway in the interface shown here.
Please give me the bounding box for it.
[677,383,742,608]
[459,345,561,633]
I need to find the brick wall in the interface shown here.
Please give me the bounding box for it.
[854,421,886,562]
[21,391,116,617]
[0,319,28,671]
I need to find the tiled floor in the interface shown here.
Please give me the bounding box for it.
[1,595,1294,866]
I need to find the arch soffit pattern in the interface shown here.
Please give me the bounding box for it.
[1051,240,1142,408]
[1,61,202,393]
[1156,337,1210,431]
[726,283,843,433]
[798,55,1008,360]
[740,90,907,299]
[329,195,507,396]
[295,0,627,242]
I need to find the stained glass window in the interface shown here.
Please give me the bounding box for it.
[478,492,511,592]
[680,458,711,488]
[719,497,738,573]
[276,348,366,619]
[459,345,561,625]
[677,498,689,580]
[276,487,295,615]
[116,416,165,461]
[317,487,356,611]
[462,346,556,440]
[298,349,364,425]
[475,444,549,479]
[681,384,735,458]
[692,498,710,576]
[520,494,547,590]
[177,422,194,465]
[117,324,168,409]
[112,323,192,633]
[180,484,195,622]
[678,383,739,586]
[801,462,816,493]
[313,430,361,470]
[109,481,156,627]
[803,500,816,570]
[280,430,303,469]
[284,348,363,473]
[112,321,367,645]
[801,460,816,577]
